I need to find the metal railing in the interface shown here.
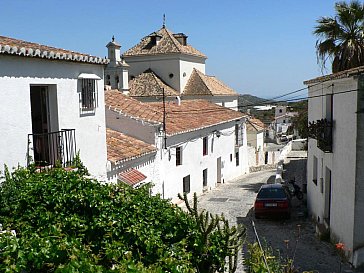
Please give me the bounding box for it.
[27,129,76,168]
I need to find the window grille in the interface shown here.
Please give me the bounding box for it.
[80,79,97,112]
[176,146,182,166]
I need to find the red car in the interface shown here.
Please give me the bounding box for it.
[254,184,291,219]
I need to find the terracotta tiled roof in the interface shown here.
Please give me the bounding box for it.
[183,69,237,96]
[129,69,179,97]
[304,65,364,85]
[123,27,206,58]
[105,90,163,124]
[247,118,265,132]
[118,168,147,187]
[0,35,108,64]
[152,100,245,135]
[105,91,246,136]
[106,128,157,164]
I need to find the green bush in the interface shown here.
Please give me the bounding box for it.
[0,166,245,272]
[0,166,196,272]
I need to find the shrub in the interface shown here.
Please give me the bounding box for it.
[0,166,245,272]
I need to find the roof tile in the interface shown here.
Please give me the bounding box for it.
[183,69,237,96]
[129,69,179,97]
[0,35,108,64]
[106,128,156,163]
[118,168,147,187]
[123,27,206,58]
[105,90,246,136]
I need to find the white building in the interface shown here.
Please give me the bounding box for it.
[105,90,248,202]
[273,106,297,136]
[304,66,364,267]
[0,35,108,180]
[106,26,238,110]
[246,118,265,151]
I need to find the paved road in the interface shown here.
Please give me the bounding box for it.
[197,169,275,225]
[195,169,275,272]
[194,167,358,273]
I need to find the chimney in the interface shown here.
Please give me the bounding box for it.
[175,96,181,106]
[173,33,188,46]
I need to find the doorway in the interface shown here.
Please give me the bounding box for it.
[324,167,332,225]
[30,86,50,165]
[217,157,222,184]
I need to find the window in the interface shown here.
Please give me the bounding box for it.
[230,154,233,162]
[279,109,282,113]
[203,137,208,156]
[176,146,182,166]
[283,119,286,123]
[313,156,318,184]
[203,169,208,188]
[236,151,239,166]
[183,175,190,194]
[81,79,97,110]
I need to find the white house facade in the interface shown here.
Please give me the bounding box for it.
[0,35,108,180]
[105,90,248,202]
[304,67,364,267]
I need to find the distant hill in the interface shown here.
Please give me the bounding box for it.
[238,94,275,124]
[238,94,267,108]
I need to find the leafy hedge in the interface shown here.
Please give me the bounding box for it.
[0,166,244,272]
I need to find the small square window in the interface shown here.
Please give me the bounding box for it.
[176,146,182,166]
[183,175,190,194]
[203,137,208,156]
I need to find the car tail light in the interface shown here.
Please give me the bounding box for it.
[278,201,289,208]
[255,201,264,208]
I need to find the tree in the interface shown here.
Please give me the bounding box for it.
[314,1,364,73]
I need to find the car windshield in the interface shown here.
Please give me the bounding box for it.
[257,188,287,199]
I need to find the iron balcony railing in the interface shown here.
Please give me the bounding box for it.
[27,129,76,168]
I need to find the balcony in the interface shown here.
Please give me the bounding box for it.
[27,129,76,168]
[308,119,333,153]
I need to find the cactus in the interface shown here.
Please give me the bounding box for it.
[178,192,246,273]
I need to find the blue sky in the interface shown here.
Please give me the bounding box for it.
[1,0,339,98]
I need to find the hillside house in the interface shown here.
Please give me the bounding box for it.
[304,66,364,267]
[0,35,108,180]
[105,90,248,201]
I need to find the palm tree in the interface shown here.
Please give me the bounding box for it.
[314,1,364,73]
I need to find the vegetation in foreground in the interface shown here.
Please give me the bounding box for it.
[0,165,245,272]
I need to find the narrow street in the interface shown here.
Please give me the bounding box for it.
[195,168,357,273]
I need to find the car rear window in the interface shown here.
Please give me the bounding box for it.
[257,188,287,199]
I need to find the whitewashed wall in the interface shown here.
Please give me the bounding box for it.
[124,55,205,93]
[0,55,107,180]
[106,111,249,202]
[160,121,249,202]
[307,78,359,265]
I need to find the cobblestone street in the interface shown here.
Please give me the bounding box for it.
[193,152,360,273]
